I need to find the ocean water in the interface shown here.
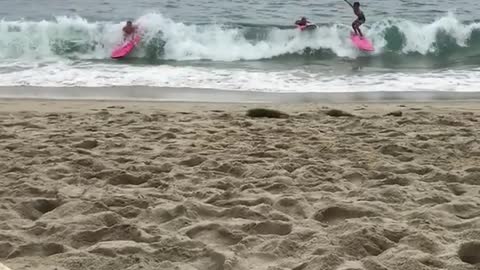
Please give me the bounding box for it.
[1,0,480,95]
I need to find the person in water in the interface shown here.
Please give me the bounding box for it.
[344,0,365,37]
[295,17,310,27]
[122,21,137,39]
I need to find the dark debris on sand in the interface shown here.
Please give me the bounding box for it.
[325,109,354,117]
[246,108,289,119]
[386,111,403,117]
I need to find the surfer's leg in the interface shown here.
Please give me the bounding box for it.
[356,25,363,37]
[353,20,363,37]
[356,20,364,37]
[352,20,359,35]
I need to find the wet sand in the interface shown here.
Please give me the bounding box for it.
[0,99,479,270]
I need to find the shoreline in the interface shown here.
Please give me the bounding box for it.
[1,86,480,103]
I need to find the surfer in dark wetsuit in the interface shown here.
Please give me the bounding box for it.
[122,21,136,40]
[295,17,310,27]
[344,0,365,37]
[295,17,316,31]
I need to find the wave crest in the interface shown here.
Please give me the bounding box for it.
[0,13,479,62]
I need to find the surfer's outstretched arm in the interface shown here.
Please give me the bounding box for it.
[343,0,354,8]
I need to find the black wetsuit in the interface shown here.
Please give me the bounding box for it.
[295,20,308,26]
[355,11,366,24]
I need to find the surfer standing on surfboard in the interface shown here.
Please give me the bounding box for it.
[344,0,365,37]
[122,21,137,40]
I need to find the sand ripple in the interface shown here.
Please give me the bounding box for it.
[0,101,479,270]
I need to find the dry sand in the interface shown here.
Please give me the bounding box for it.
[0,99,479,270]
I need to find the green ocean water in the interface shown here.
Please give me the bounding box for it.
[0,0,479,93]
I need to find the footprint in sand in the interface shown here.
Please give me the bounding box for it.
[0,242,15,259]
[274,197,310,219]
[242,221,292,236]
[7,242,65,259]
[313,204,379,224]
[70,224,152,249]
[458,241,480,264]
[186,223,243,247]
[14,199,61,221]
[233,253,278,270]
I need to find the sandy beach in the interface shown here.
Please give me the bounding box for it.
[0,99,479,270]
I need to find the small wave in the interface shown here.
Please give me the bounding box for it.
[1,62,479,91]
[0,13,480,63]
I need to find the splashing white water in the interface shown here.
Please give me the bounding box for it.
[1,61,479,92]
[0,13,480,92]
[369,13,480,54]
[0,12,479,61]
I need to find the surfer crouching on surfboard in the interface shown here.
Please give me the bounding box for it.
[295,17,316,31]
[344,0,365,37]
[295,17,310,27]
[123,21,137,40]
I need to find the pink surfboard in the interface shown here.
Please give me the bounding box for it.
[350,33,374,52]
[297,24,317,31]
[111,35,141,59]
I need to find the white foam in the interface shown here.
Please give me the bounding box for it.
[0,16,123,60]
[1,13,479,61]
[1,62,479,92]
[0,13,480,94]
[133,13,359,60]
[369,13,480,54]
